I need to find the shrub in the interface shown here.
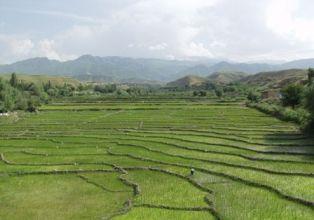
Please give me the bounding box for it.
[304,85,314,129]
[215,88,223,98]
[280,84,303,108]
[247,91,261,103]
[246,102,310,126]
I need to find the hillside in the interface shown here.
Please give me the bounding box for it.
[207,71,249,84]
[240,69,308,89]
[0,74,80,86]
[166,75,208,88]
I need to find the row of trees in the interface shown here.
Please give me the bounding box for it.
[93,83,157,96]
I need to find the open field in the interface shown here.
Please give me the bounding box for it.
[0,100,314,219]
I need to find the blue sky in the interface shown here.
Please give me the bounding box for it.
[1,0,314,63]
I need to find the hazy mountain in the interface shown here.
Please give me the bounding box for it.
[0,57,61,74]
[0,55,195,82]
[179,59,314,76]
[206,61,277,74]
[280,58,314,69]
[177,64,212,76]
[1,55,314,83]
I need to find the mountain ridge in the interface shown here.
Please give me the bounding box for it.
[1,55,314,83]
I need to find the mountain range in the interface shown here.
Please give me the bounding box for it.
[1,55,314,83]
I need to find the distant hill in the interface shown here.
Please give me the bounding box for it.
[177,59,314,76]
[166,75,208,88]
[0,74,80,86]
[240,69,308,89]
[280,58,314,69]
[206,61,276,74]
[207,71,249,84]
[1,55,314,83]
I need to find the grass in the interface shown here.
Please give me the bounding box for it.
[0,100,313,219]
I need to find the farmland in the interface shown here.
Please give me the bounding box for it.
[0,100,313,219]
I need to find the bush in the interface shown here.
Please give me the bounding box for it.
[280,84,303,108]
[304,85,314,130]
[246,102,310,126]
[15,95,28,110]
[215,88,223,98]
[193,91,207,97]
[94,84,117,93]
[247,91,261,103]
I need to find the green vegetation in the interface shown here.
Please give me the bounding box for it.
[247,68,314,132]
[1,68,314,219]
[281,84,304,108]
[0,73,82,113]
[247,90,261,103]
[0,73,80,87]
[0,99,313,219]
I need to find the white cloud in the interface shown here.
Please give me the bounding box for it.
[10,39,34,55]
[37,39,60,60]
[148,43,168,51]
[2,0,314,63]
[182,42,213,57]
[0,35,34,62]
[266,0,314,43]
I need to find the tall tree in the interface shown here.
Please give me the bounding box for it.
[9,73,18,87]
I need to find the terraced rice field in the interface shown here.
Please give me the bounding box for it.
[0,100,313,219]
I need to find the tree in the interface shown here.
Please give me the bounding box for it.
[27,83,42,96]
[215,88,223,99]
[304,86,314,113]
[199,91,207,96]
[308,68,314,85]
[14,93,28,110]
[9,73,18,87]
[304,85,314,129]
[280,84,303,108]
[43,80,52,92]
[247,91,261,103]
[27,99,37,112]
[94,84,117,94]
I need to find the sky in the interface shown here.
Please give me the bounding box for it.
[1,0,314,64]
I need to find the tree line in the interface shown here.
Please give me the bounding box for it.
[0,73,78,113]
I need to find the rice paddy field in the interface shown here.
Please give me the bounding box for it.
[0,99,313,219]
